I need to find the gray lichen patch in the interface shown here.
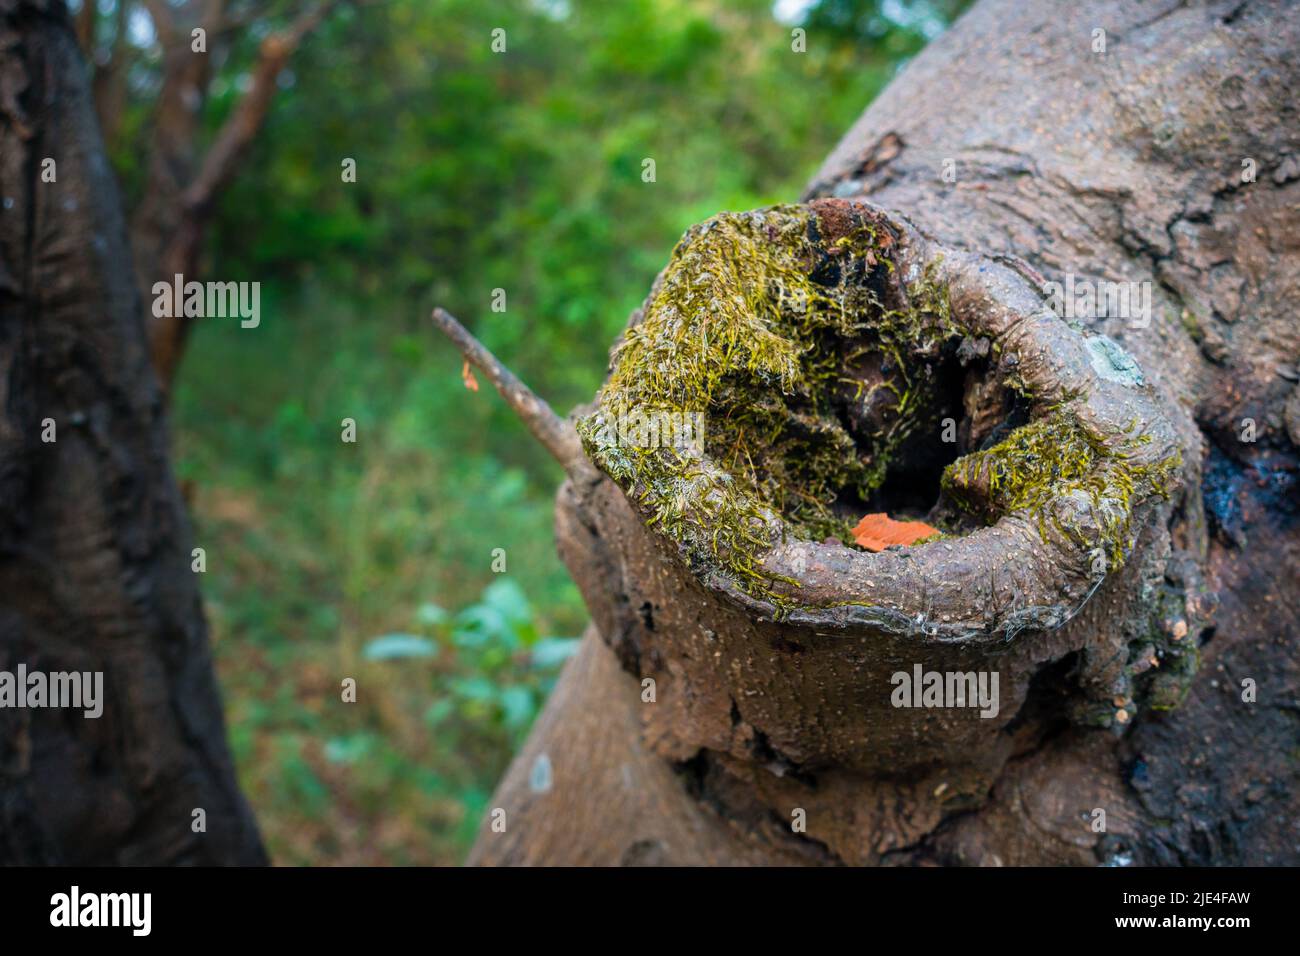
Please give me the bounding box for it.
[1086,334,1146,387]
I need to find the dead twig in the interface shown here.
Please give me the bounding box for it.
[431,308,590,478]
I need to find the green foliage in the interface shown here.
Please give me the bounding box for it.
[205,0,934,408]
[161,0,963,864]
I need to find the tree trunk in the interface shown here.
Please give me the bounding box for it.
[468,0,1299,866]
[0,0,264,865]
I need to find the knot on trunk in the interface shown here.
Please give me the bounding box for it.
[552,201,1203,852]
[576,199,1181,639]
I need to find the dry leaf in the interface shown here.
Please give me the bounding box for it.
[851,512,939,552]
[461,360,479,392]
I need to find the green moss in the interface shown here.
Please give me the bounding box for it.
[941,407,1180,568]
[577,205,960,603]
[1178,307,1205,343]
[578,204,1179,615]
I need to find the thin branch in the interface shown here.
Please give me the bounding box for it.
[431,308,589,477]
[181,0,341,213]
[214,9,259,38]
[142,0,176,47]
[201,0,227,39]
[111,0,130,63]
[92,0,136,144]
[75,0,96,56]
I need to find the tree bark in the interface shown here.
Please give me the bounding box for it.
[468,0,1300,866]
[0,0,264,865]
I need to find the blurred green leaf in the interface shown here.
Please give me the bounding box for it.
[415,602,449,628]
[499,686,536,729]
[363,634,439,660]
[324,734,376,765]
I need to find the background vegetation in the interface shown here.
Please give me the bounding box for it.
[106,0,962,864]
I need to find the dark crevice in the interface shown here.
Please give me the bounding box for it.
[749,726,818,788]
[1001,651,1081,744]
[670,748,837,865]
[1202,442,1299,549]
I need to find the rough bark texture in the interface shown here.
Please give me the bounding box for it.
[0,0,264,864]
[471,0,1299,866]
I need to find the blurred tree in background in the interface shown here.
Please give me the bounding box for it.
[90,0,964,863]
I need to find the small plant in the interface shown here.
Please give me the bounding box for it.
[363,579,579,759]
[407,580,577,743]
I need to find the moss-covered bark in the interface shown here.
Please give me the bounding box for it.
[577,204,963,603]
